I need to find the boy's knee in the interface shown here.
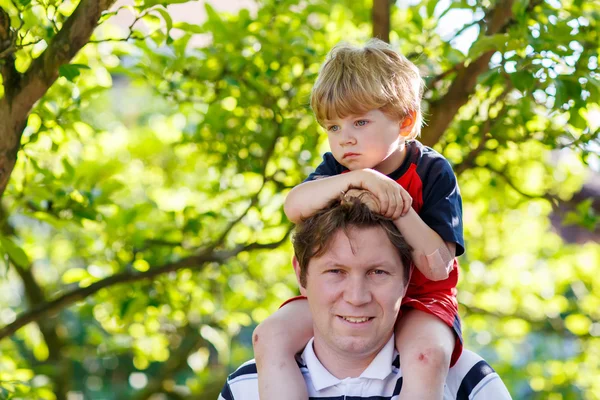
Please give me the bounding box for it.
[410,342,452,372]
[252,316,289,352]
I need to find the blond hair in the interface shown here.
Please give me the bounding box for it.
[310,39,424,139]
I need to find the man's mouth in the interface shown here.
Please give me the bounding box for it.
[339,316,373,323]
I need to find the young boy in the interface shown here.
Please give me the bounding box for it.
[253,39,464,400]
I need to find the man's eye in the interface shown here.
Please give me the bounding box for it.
[355,120,368,127]
[326,269,343,274]
[370,269,388,276]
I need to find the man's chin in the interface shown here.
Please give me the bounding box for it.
[332,336,380,357]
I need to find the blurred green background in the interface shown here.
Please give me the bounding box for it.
[0,0,598,398]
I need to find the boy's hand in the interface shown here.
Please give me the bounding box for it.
[355,169,412,219]
[343,188,381,213]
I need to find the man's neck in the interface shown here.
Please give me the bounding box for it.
[311,335,392,379]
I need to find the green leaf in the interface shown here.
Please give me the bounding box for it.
[509,70,535,93]
[569,107,586,130]
[62,268,91,284]
[59,64,91,82]
[0,236,31,268]
[511,0,529,17]
[204,2,222,24]
[62,158,75,179]
[426,0,437,17]
[468,34,509,59]
[143,0,191,7]
[173,21,204,34]
[565,314,592,336]
[154,7,173,39]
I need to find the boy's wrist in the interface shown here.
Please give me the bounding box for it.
[393,206,417,223]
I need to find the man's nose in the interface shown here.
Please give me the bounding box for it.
[343,276,372,306]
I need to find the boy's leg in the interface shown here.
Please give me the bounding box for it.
[395,309,455,400]
[253,298,313,400]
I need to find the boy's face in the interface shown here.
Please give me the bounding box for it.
[323,109,412,175]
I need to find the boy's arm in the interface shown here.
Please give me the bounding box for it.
[285,174,355,223]
[285,169,412,223]
[343,188,454,281]
[393,208,456,281]
[396,154,463,280]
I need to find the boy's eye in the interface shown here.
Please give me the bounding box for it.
[355,120,368,127]
[327,125,340,132]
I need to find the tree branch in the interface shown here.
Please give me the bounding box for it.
[461,303,596,339]
[425,62,465,92]
[0,231,292,342]
[454,85,512,176]
[0,0,117,199]
[484,164,560,207]
[420,0,516,146]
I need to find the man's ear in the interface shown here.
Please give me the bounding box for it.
[399,110,417,138]
[292,256,307,296]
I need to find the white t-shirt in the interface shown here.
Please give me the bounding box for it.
[219,336,512,399]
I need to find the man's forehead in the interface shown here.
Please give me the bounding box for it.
[313,227,400,264]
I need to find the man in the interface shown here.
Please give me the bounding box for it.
[219,195,512,399]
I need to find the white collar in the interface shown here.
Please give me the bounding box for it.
[300,335,396,391]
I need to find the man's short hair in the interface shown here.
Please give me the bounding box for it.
[293,196,413,287]
[310,38,425,139]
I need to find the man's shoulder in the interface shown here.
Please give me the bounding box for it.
[220,358,310,400]
[447,350,512,399]
[219,359,258,400]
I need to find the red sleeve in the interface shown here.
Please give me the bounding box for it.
[280,295,307,308]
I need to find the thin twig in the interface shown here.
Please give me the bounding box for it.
[454,84,513,176]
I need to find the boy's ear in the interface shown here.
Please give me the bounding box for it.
[292,256,307,296]
[399,110,417,138]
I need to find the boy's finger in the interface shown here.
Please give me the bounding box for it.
[401,191,412,215]
[392,206,403,220]
[378,191,390,215]
[388,194,398,218]
[389,196,401,218]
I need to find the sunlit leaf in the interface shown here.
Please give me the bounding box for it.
[0,236,30,268]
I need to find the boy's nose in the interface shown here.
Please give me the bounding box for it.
[339,130,356,146]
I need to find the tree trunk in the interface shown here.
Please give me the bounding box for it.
[0,105,22,199]
[372,0,390,43]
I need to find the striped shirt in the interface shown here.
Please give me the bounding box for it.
[219,337,512,400]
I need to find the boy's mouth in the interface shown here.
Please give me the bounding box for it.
[343,152,360,159]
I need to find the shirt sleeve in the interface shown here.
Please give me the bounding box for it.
[218,381,235,400]
[469,375,513,399]
[304,152,345,182]
[419,157,465,256]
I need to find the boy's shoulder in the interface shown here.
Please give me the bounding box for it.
[409,140,450,163]
[406,140,455,177]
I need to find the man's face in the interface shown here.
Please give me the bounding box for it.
[294,226,406,362]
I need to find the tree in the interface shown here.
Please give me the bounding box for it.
[0,0,598,398]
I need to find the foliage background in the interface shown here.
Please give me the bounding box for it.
[0,0,598,399]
